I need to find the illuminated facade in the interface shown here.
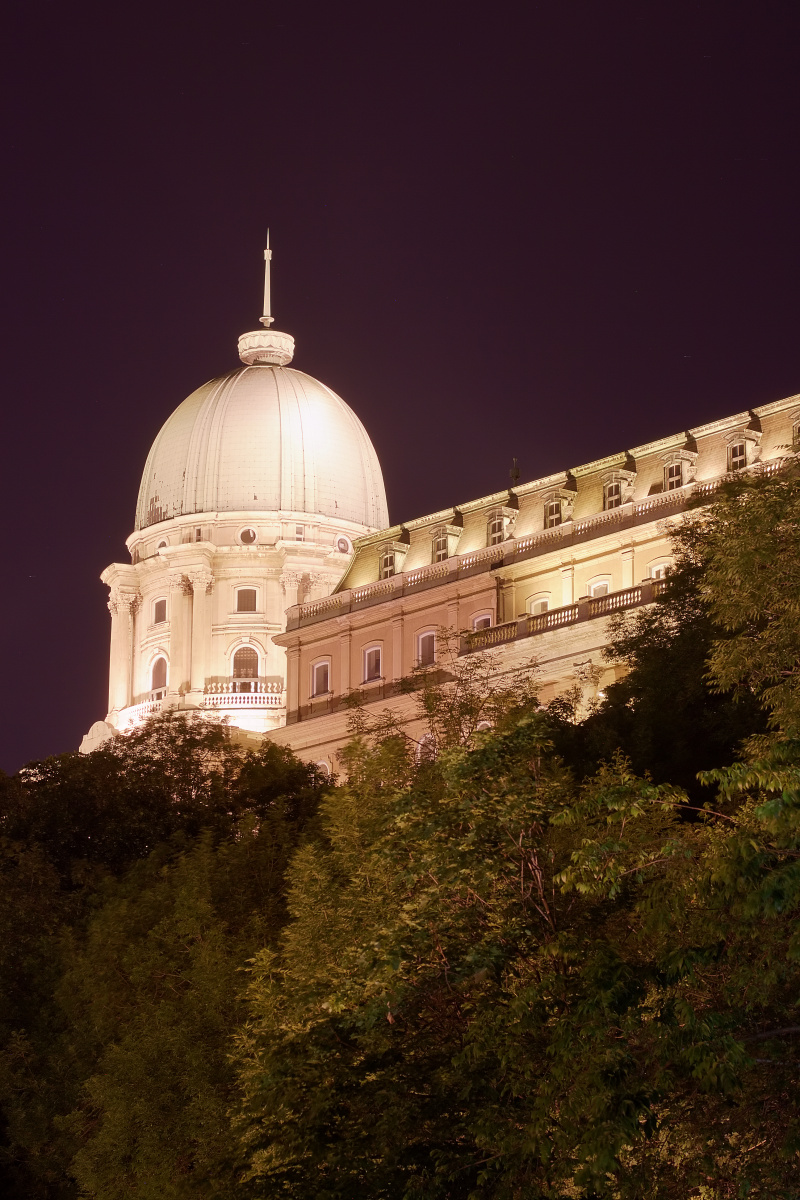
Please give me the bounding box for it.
[266,396,799,773]
[80,248,388,751]
[81,250,800,766]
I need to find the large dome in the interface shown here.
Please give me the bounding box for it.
[135,363,389,531]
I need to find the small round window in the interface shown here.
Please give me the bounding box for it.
[239,527,257,545]
[336,536,351,554]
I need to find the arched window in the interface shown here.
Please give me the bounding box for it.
[232,646,259,693]
[588,578,611,598]
[151,656,167,697]
[527,593,550,616]
[418,631,436,666]
[312,660,330,697]
[416,734,437,763]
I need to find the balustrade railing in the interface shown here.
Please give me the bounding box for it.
[288,461,785,630]
[462,579,665,655]
[203,691,285,708]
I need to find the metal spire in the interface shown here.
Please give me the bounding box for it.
[259,231,274,327]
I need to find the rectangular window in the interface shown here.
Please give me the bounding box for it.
[604,481,622,510]
[432,534,449,563]
[418,631,436,666]
[544,500,562,528]
[380,551,395,579]
[153,598,167,624]
[295,524,305,541]
[488,515,504,545]
[728,441,746,472]
[312,661,329,697]
[364,647,382,682]
[195,527,202,542]
[237,588,257,612]
[665,461,683,491]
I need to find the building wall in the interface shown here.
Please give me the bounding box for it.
[269,392,800,771]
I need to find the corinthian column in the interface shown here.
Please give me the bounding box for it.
[188,568,214,700]
[167,573,192,701]
[107,589,139,716]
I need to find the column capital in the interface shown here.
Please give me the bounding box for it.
[187,568,214,593]
[108,588,141,616]
[168,572,192,595]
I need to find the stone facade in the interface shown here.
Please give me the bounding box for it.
[267,396,800,772]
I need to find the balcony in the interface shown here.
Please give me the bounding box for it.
[461,578,667,655]
[202,682,285,708]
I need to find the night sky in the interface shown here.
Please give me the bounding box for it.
[3,1,800,772]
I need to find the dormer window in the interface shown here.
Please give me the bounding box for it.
[544,499,562,528]
[432,530,449,563]
[665,461,683,491]
[728,441,747,472]
[487,512,505,545]
[604,480,622,510]
[380,549,396,579]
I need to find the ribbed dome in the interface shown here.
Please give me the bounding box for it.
[135,364,389,531]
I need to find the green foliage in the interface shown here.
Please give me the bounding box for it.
[0,715,327,1199]
[547,529,766,798]
[8,465,800,1197]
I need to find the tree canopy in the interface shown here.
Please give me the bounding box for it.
[3,463,800,1198]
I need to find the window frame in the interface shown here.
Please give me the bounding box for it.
[379,549,396,579]
[587,576,612,599]
[363,644,383,683]
[231,645,260,692]
[526,592,551,616]
[431,529,449,563]
[727,440,747,472]
[603,480,623,510]
[150,655,168,697]
[311,658,331,698]
[487,511,505,546]
[235,586,258,613]
[544,498,562,529]
[417,630,436,667]
[664,461,683,491]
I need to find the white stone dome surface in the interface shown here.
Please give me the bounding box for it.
[136,365,389,531]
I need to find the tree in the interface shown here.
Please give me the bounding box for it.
[0,714,327,1200]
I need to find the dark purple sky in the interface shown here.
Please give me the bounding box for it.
[3,1,800,771]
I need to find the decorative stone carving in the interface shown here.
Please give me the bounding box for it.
[187,568,214,594]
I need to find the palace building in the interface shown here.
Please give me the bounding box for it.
[82,249,800,767]
[80,244,387,752]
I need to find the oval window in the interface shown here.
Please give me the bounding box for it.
[337,536,351,554]
[239,527,257,545]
